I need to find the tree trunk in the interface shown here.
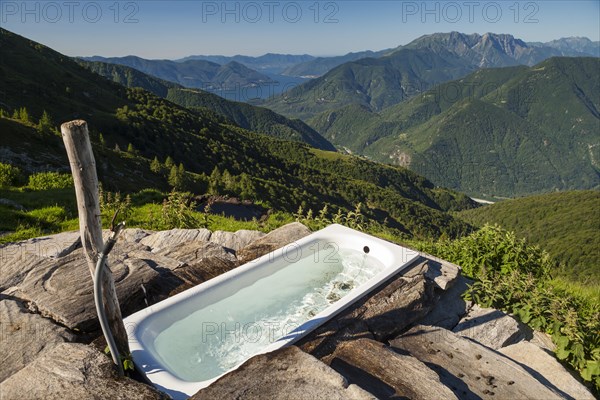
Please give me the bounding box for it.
[61,120,130,356]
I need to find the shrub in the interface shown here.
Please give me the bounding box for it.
[27,172,74,190]
[0,162,21,188]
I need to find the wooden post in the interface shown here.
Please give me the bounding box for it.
[61,120,130,357]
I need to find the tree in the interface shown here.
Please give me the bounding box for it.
[99,133,106,147]
[127,143,135,153]
[150,156,161,173]
[168,163,186,190]
[208,167,223,194]
[0,162,21,188]
[37,110,54,134]
[164,156,174,169]
[18,107,31,123]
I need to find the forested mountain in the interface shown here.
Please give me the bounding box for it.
[80,55,273,90]
[311,58,600,198]
[175,53,315,74]
[281,49,391,77]
[457,191,600,285]
[263,32,599,120]
[78,61,335,151]
[264,47,476,119]
[0,28,475,239]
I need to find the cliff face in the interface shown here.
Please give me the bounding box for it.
[0,223,594,399]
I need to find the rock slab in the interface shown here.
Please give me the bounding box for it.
[500,341,595,400]
[237,222,311,264]
[453,304,529,349]
[390,325,564,400]
[192,346,374,400]
[330,338,458,400]
[0,297,76,382]
[0,342,167,399]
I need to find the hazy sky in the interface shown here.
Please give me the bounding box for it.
[2,1,599,58]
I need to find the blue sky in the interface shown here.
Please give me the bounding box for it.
[1,1,599,58]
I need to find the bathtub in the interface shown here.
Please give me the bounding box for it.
[124,224,419,399]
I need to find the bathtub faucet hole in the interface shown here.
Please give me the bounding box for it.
[363,246,370,254]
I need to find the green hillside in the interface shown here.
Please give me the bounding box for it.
[79,60,335,150]
[0,28,475,240]
[263,47,475,120]
[312,58,600,198]
[457,191,600,286]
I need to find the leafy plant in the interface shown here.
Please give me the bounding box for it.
[27,172,73,190]
[0,162,21,188]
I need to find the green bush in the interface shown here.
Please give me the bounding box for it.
[0,163,21,188]
[28,172,73,190]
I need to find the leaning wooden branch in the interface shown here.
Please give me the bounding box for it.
[61,120,130,357]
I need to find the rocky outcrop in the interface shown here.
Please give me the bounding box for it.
[0,222,594,400]
[390,325,565,399]
[500,341,596,400]
[0,343,167,399]
[237,222,311,264]
[192,346,374,400]
[329,338,458,399]
[452,304,530,349]
[0,296,76,382]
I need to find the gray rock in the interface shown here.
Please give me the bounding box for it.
[0,342,167,399]
[330,338,458,399]
[453,304,530,349]
[237,222,311,264]
[418,275,473,329]
[0,252,48,291]
[390,325,564,400]
[210,229,265,252]
[120,228,153,243]
[500,341,595,400]
[0,297,76,382]
[421,252,461,290]
[156,241,237,266]
[192,346,375,400]
[0,230,81,264]
[140,228,211,252]
[299,263,436,359]
[7,243,163,331]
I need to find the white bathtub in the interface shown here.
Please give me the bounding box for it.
[124,224,419,399]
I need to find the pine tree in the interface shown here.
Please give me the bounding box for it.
[164,156,174,169]
[99,133,106,147]
[127,143,135,153]
[150,156,161,173]
[37,110,53,134]
[18,107,30,123]
[208,167,223,194]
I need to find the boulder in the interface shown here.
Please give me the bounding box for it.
[192,346,374,400]
[418,275,473,329]
[0,343,167,399]
[299,263,436,359]
[452,304,530,349]
[500,341,595,400]
[210,229,265,252]
[418,253,461,290]
[390,325,564,400]
[0,297,76,382]
[237,222,311,264]
[330,338,458,399]
[139,228,211,252]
